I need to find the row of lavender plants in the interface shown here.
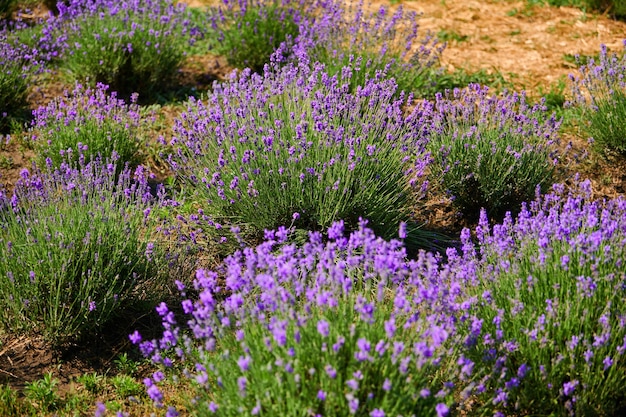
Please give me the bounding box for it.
[1,0,626,415]
[135,179,626,416]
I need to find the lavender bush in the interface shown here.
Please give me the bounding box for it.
[134,220,460,416]
[428,84,561,220]
[571,42,626,154]
[30,82,143,172]
[0,32,36,133]
[169,62,432,241]
[457,180,626,415]
[296,1,443,98]
[211,0,303,73]
[0,157,167,344]
[56,0,193,101]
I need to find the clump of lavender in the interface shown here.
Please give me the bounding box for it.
[0,156,167,344]
[210,0,303,73]
[458,179,626,415]
[133,220,460,416]
[296,0,443,98]
[169,61,432,241]
[428,84,561,220]
[30,82,143,172]
[55,0,194,102]
[0,31,39,133]
[570,42,626,155]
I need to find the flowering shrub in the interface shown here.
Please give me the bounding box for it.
[211,0,303,73]
[571,42,626,154]
[0,32,36,133]
[134,221,459,416]
[0,157,167,344]
[56,0,194,101]
[296,1,443,97]
[428,84,561,220]
[169,62,432,241]
[30,82,143,171]
[458,180,626,415]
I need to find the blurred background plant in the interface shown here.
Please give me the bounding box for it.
[210,0,303,73]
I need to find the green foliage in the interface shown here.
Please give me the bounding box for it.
[531,0,626,19]
[0,384,31,416]
[436,29,469,43]
[0,0,17,19]
[111,375,144,398]
[433,128,555,219]
[584,90,626,153]
[213,0,300,73]
[430,67,513,97]
[24,373,60,412]
[0,61,29,134]
[77,372,104,395]
[114,352,139,376]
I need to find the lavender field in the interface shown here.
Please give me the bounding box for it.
[2,0,626,415]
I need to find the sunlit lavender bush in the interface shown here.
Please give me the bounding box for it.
[456,180,626,415]
[211,0,303,73]
[169,61,432,241]
[55,0,194,101]
[30,82,143,171]
[571,42,626,154]
[134,220,461,416]
[0,157,167,344]
[428,84,561,220]
[296,0,443,98]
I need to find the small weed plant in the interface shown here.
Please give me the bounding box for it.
[0,157,166,344]
[571,42,626,154]
[428,84,561,220]
[212,0,302,73]
[56,0,193,102]
[24,373,60,413]
[30,83,143,172]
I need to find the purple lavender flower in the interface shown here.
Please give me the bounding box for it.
[435,403,449,417]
